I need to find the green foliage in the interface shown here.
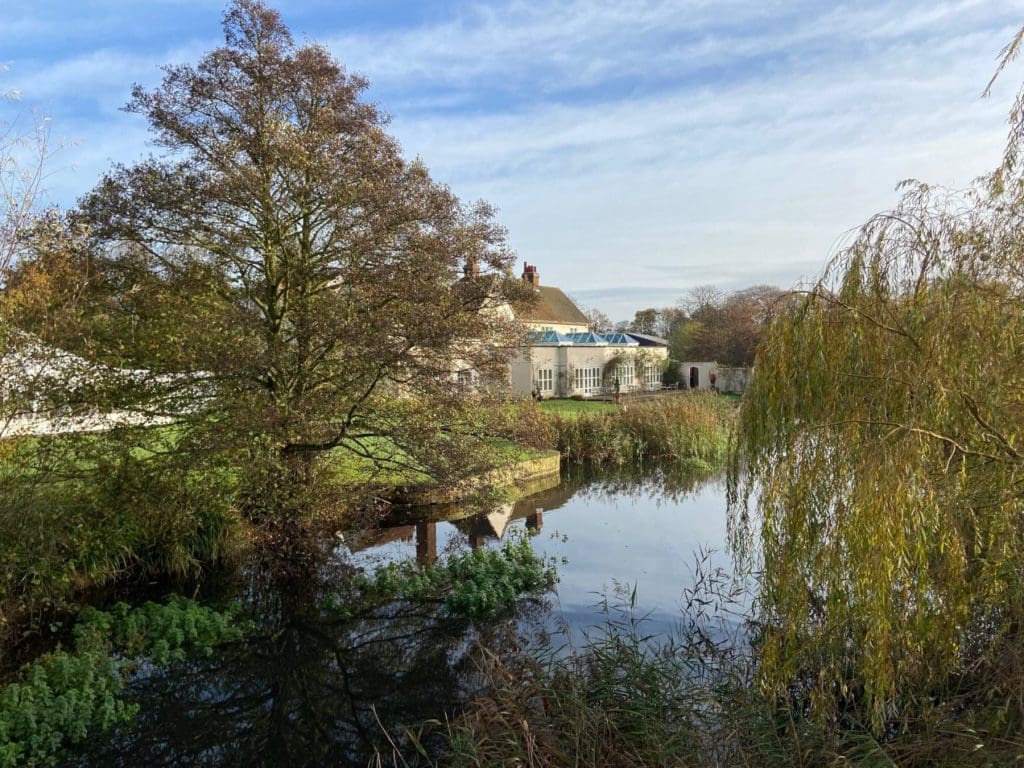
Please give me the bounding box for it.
[443,537,554,619]
[662,358,683,387]
[730,53,1024,747]
[342,535,556,620]
[548,393,732,468]
[73,596,245,663]
[0,434,239,639]
[0,597,242,768]
[0,650,134,768]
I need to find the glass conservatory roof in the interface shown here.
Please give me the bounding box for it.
[564,331,605,345]
[526,330,641,347]
[600,332,640,346]
[526,330,574,345]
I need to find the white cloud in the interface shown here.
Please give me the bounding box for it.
[9,0,1024,320]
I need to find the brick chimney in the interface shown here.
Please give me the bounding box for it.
[522,262,539,287]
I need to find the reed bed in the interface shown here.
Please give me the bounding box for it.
[547,393,733,469]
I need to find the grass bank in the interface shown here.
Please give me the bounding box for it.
[0,413,555,656]
[537,398,617,417]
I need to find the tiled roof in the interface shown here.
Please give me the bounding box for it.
[515,286,590,326]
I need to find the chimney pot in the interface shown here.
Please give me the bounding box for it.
[522,262,539,287]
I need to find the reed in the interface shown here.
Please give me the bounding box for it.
[547,393,733,469]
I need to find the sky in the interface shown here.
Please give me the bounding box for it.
[3,0,1023,320]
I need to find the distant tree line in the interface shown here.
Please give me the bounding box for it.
[582,284,785,367]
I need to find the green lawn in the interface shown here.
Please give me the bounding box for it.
[8,425,547,490]
[537,398,617,417]
[327,436,551,487]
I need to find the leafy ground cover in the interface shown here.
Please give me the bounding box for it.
[0,597,243,768]
[322,533,556,622]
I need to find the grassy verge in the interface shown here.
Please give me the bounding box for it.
[326,436,551,487]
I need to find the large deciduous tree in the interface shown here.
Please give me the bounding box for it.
[668,285,781,365]
[18,1,530,520]
[732,57,1024,736]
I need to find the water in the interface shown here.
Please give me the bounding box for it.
[343,466,735,638]
[65,466,738,767]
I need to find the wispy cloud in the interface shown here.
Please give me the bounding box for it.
[6,0,1023,319]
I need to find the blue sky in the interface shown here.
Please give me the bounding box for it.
[3,0,1022,320]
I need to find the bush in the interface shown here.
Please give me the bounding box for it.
[662,359,683,387]
[333,534,557,620]
[0,433,240,643]
[0,597,242,768]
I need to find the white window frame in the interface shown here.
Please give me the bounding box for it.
[618,362,635,389]
[643,363,661,389]
[536,368,553,392]
[574,366,602,395]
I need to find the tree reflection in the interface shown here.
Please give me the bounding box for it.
[558,461,719,504]
[65,558,543,767]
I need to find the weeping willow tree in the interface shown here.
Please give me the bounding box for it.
[731,38,1024,738]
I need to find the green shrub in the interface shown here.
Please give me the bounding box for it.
[444,537,554,619]
[335,534,556,620]
[0,596,242,768]
[0,650,135,768]
[0,434,240,639]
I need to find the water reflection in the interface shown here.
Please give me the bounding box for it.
[344,463,732,633]
[66,560,541,767]
[64,464,732,767]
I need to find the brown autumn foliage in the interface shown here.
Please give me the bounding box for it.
[7,1,537,526]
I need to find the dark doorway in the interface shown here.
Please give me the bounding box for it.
[689,366,699,389]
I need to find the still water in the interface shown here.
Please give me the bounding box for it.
[344,467,734,636]
[66,466,737,767]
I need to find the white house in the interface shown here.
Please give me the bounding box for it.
[509,263,668,398]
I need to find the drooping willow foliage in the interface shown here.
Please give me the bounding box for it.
[731,46,1024,734]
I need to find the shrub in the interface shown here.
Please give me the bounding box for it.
[0,433,240,642]
[0,597,242,768]
[335,534,557,620]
